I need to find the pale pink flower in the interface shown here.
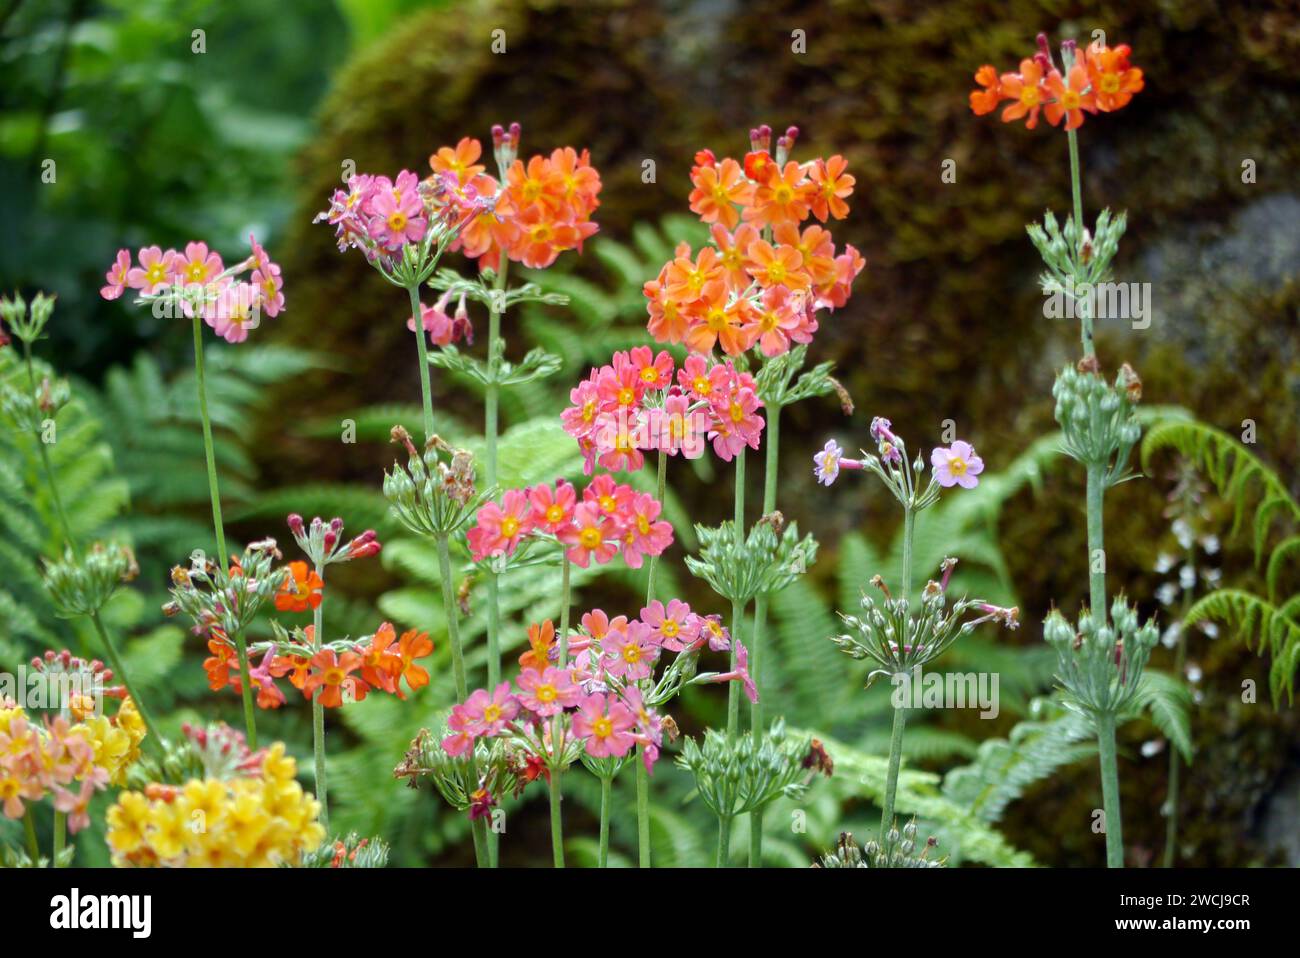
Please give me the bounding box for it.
[618,492,673,569]
[629,345,674,390]
[467,489,534,561]
[461,682,520,737]
[528,479,577,534]
[558,502,617,568]
[125,245,176,295]
[172,241,224,287]
[813,439,864,486]
[931,440,984,489]
[641,599,699,651]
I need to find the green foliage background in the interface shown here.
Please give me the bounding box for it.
[1,0,1297,867]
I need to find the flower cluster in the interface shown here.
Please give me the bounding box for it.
[99,236,284,343]
[646,125,863,357]
[231,621,433,710]
[562,348,766,471]
[441,604,753,788]
[0,652,147,834]
[468,475,673,570]
[106,737,324,867]
[317,126,601,275]
[813,417,985,497]
[435,127,602,270]
[970,35,1144,131]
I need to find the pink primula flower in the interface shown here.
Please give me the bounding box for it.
[572,693,637,758]
[516,666,581,717]
[640,598,699,652]
[100,249,130,300]
[931,440,984,489]
[600,619,660,681]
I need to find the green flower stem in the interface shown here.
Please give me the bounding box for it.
[598,775,612,868]
[1096,711,1125,867]
[716,812,732,867]
[635,756,650,868]
[879,702,908,845]
[483,262,510,691]
[89,610,164,760]
[747,401,781,868]
[1086,463,1107,626]
[548,763,566,868]
[436,536,470,701]
[726,449,747,737]
[23,809,39,861]
[191,314,256,747]
[1066,128,1095,358]
[435,534,487,867]
[311,561,328,833]
[633,452,668,869]
[52,811,65,867]
[901,506,915,603]
[407,283,435,442]
[22,342,78,557]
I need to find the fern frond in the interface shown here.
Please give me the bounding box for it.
[1127,670,1194,762]
[1185,589,1300,703]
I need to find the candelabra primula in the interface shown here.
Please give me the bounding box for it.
[971,33,1156,868]
[105,724,324,868]
[820,417,1018,849]
[100,236,287,747]
[424,599,744,868]
[0,653,148,866]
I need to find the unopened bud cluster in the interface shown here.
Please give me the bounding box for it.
[43,542,138,618]
[676,719,811,821]
[383,426,487,539]
[1044,596,1159,716]
[1053,359,1143,479]
[817,821,945,869]
[1027,207,1128,308]
[686,517,817,605]
[286,513,381,569]
[164,539,287,639]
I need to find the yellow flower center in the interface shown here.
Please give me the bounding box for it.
[729,401,745,423]
[662,620,679,637]
[582,400,596,422]
[579,526,603,549]
[640,367,659,384]
[1101,74,1120,94]
[949,457,967,476]
[500,516,520,537]
[618,387,636,406]
[637,515,651,535]
[765,262,787,284]
[622,645,641,663]
[387,211,408,232]
[546,504,565,523]
[774,183,794,204]
[693,377,711,396]
[1061,89,1081,110]
[592,717,613,738]
[598,495,616,513]
[536,685,557,703]
[483,704,502,723]
[146,263,168,285]
[1020,86,1040,107]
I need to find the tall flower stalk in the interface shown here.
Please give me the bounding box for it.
[970,31,1151,867]
[820,419,1018,849]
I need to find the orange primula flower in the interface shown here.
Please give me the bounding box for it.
[506,205,582,269]
[742,149,775,183]
[969,64,1004,115]
[505,155,564,215]
[396,628,433,696]
[303,649,367,708]
[999,58,1048,130]
[271,652,312,691]
[710,222,760,291]
[689,157,754,230]
[744,160,812,228]
[1044,63,1096,131]
[358,622,403,695]
[745,239,811,290]
[429,137,486,186]
[664,245,725,302]
[549,146,602,219]
[275,561,323,613]
[519,620,556,671]
[685,282,755,356]
[1085,43,1144,112]
[643,277,690,345]
[773,223,837,287]
[203,637,239,692]
[807,155,855,223]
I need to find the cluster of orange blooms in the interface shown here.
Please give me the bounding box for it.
[430,124,601,270]
[644,125,863,358]
[970,36,1144,132]
[204,621,433,710]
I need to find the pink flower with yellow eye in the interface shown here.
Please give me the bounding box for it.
[561,374,602,442]
[618,492,673,570]
[528,479,577,535]
[460,682,520,738]
[172,241,224,289]
[572,693,637,758]
[125,245,176,295]
[745,283,804,357]
[368,171,427,250]
[100,249,131,300]
[583,474,634,526]
[641,598,699,652]
[709,386,764,461]
[558,502,618,568]
[516,666,580,718]
[931,440,985,489]
[677,354,731,403]
[600,620,660,681]
[467,489,534,561]
[629,345,674,391]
